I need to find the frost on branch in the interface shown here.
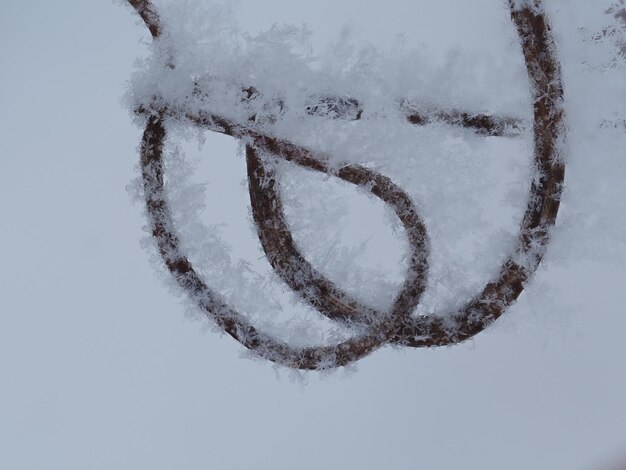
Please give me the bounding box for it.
[127,0,568,370]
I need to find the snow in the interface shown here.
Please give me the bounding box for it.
[1,0,625,468]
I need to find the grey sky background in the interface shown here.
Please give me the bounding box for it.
[1,1,625,469]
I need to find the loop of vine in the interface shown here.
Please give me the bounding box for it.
[128,0,565,370]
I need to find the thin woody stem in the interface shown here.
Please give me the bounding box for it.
[130,0,565,368]
[128,0,161,38]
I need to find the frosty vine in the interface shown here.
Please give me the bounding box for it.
[126,0,565,370]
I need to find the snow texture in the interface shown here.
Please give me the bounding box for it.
[127,0,626,365]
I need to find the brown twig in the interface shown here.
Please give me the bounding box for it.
[130,0,565,368]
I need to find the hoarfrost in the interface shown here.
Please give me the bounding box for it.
[127,0,626,366]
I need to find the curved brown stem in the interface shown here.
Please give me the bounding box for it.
[128,0,161,38]
[246,144,429,330]
[131,0,565,367]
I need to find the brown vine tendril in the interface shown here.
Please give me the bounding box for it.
[130,0,565,369]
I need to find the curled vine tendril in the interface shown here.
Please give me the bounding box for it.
[129,0,565,370]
